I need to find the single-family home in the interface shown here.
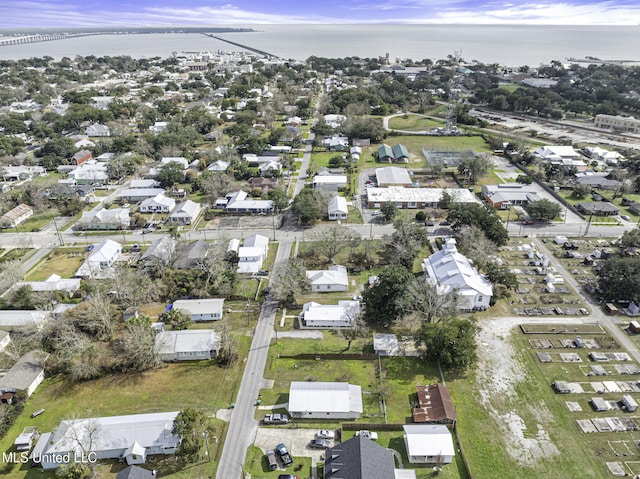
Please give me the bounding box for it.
[32,411,181,469]
[258,159,282,177]
[85,123,111,137]
[375,167,413,187]
[76,207,130,230]
[139,236,176,266]
[171,299,225,321]
[367,187,479,209]
[583,146,624,165]
[68,161,109,185]
[139,194,176,213]
[373,333,399,357]
[299,300,360,328]
[323,114,346,129]
[11,274,81,297]
[350,146,362,161]
[130,179,161,189]
[288,381,363,419]
[168,200,201,225]
[149,121,169,134]
[0,204,33,228]
[0,351,49,402]
[75,239,122,278]
[306,265,349,292]
[222,191,274,214]
[2,165,46,182]
[574,172,622,190]
[172,240,209,269]
[328,196,348,220]
[207,160,230,172]
[0,311,49,331]
[155,330,221,362]
[412,384,456,424]
[237,234,269,273]
[90,96,114,110]
[313,175,348,192]
[534,145,586,171]
[377,144,409,163]
[71,149,92,166]
[322,135,349,151]
[422,238,492,311]
[482,184,540,209]
[403,425,455,464]
[160,157,189,170]
[577,201,620,216]
[116,465,156,479]
[324,435,411,479]
[119,188,167,203]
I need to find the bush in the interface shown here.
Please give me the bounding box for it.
[415,211,427,221]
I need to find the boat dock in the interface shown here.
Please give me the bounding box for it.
[202,33,280,59]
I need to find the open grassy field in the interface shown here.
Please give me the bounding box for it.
[24,248,87,280]
[388,115,444,131]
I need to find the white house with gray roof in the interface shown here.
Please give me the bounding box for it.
[32,411,181,469]
[168,200,201,225]
[299,300,360,329]
[155,330,221,362]
[0,350,49,400]
[422,238,492,311]
[77,208,130,230]
[288,381,363,419]
[328,196,348,220]
[139,194,176,213]
[172,299,225,321]
[75,239,122,278]
[306,265,349,292]
[0,310,49,330]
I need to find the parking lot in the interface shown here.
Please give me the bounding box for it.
[254,427,335,459]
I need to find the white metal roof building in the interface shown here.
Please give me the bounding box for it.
[403,424,455,464]
[75,239,122,278]
[422,238,492,311]
[328,196,348,220]
[139,194,176,213]
[288,381,363,419]
[367,187,479,209]
[172,298,225,321]
[0,311,49,330]
[375,167,413,187]
[306,265,349,292]
[32,411,181,469]
[155,330,221,362]
[12,274,81,295]
[299,300,360,328]
[168,200,201,225]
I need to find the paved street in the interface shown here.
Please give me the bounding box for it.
[215,239,292,479]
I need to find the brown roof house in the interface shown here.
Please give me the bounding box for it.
[0,203,33,228]
[412,384,456,425]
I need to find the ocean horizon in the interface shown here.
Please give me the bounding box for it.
[0,24,638,66]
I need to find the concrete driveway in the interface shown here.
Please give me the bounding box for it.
[254,427,334,458]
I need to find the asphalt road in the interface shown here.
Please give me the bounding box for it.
[215,239,292,479]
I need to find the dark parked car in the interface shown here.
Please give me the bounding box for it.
[86,244,94,251]
[309,439,330,449]
[277,475,299,479]
[265,450,278,470]
[275,443,293,467]
[425,221,435,226]
[439,221,451,226]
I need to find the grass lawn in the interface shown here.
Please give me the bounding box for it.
[388,115,444,131]
[387,135,492,165]
[244,445,312,479]
[25,248,87,280]
[309,150,342,174]
[9,210,60,233]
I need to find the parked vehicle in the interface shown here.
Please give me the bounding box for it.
[275,443,293,466]
[277,475,299,479]
[265,450,278,470]
[86,244,94,251]
[309,439,331,449]
[316,429,335,439]
[355,430,378,440]
[263,413,290,425]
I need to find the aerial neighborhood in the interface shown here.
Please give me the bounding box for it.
[0,38,640,479]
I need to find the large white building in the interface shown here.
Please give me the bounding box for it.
[288,381,363,419]
[422,238,492,311]
[75,239,122,278]
[237,234,269,273]
[595,114,640,134]
[367,187,479,209]
[155,330,221,362]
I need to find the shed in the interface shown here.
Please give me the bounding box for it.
[403,424,455,464]
[622,395,638,412]
[373,333,399,356]
[629,321,640,334]
[605,303,619,316]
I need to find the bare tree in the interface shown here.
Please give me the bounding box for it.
[0,259,23,294]
[401,278,460,324]
[338,304,369,351]
[114,322,162,372]
[100,265,158,309]
[269,258,311,305]
[311,225,361,263]
[66,293,115,341]
[454,225,497,267]
[63,415,100,471]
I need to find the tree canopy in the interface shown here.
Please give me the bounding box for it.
[525,199,562,221]
[362,265,413,325]
[419,317,479,370]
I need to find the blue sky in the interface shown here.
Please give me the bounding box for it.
[1,0,639,27]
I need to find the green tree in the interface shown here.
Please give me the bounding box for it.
[291,188,325,225]
[172,409,210,463]
[381,220,429,269]
[448,204,508,246]
[419,317,479,370]
[525,199,562,221]
[362,265,413,325]
[620,227,640,249]
[161,308,192,330]
[457,152,492,184]
[157,161,185,188]
[484,262,517,299]
[56,461,90,479]
[380,202,398,223]
[597,256,640,303]
[515,174,533,185]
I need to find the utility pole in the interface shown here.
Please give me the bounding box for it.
[53,216,64,246]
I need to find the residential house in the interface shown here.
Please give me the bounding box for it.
[68,161,109,185]
[322,135,349,151]
[71,149,92,166]
[323,114,346,129]
[32,411,181,469]
[168,200,201,225]
[324,435,410,479]
[583,146,624,165]
[172,240,208,269]
[119,188,166,203]
[367,187,479,209]
[350,146,362,161]
[375,167,413,187]
[237,234,269,273]
[534,145,586,171]
[160,157,189,170]
[574,173,622,191]
[0,311,49,330]
[258,159,282,177]
[130,179,161,189]
[248,177,279,191]
[90,96,114,110]
[403,425,455,464]
[373,333,399,357]
[140,194,176,213]
[422,238,492,311]
[262,145,291,156]
[155,330,221,362]
[412,384,456,424]
[116,465,156,479]
[2,165,46,182]
[299,300,360,328]
[306,265,349,292]
[0,351,49,402]
[328,196,348,220]
[139,236,176,266]
[85,123,111,137]
[207,160,230,172]
[149,121,169,134]
[0,204,33,228]
[11,274,81,297]
[481,184,540,209]
[243,154,278,167]
[289,381,363,419]
[76,208,130,230]
[75,239,122,278]
[313,175,348,192]
[171,299,225,321]
[577,201,620,216]
[377,144,409,163]
[223,191,274,214]
[96,152,116,162]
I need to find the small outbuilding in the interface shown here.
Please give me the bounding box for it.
[622,395,638,412]
[403,424,455,464]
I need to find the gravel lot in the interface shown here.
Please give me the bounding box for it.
[254,427,335,458]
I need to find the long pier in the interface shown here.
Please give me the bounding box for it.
[0,32,103,47]
[203,33,280,59]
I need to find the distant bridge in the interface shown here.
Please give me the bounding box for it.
[0,33,102,47]
[203,33,281,59]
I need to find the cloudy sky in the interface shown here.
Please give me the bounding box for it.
[1,0,639,28]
